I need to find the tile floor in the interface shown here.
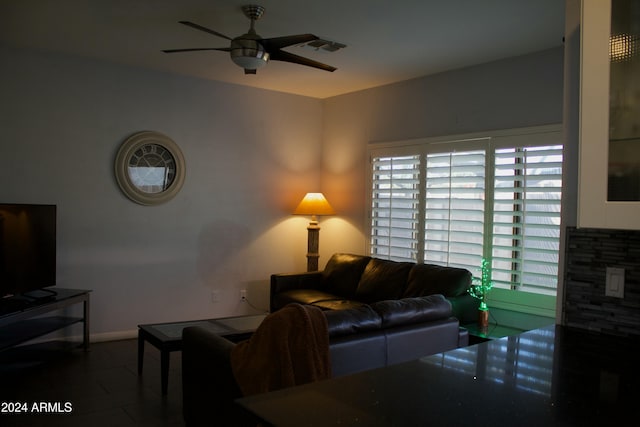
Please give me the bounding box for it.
[0,339,184,426]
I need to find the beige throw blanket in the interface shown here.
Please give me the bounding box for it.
[230,303,331,396]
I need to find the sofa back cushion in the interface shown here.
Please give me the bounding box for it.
[322,253,371,298]
[324,305,381,338]
[403,263,471,298]
[370,294,452,328]
[355,258,413,303]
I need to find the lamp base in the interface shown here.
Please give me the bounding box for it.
[306,221,320,272]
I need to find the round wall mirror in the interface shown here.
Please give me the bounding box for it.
[115,131,186,205]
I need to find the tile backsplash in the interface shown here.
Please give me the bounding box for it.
[564,227,640,336]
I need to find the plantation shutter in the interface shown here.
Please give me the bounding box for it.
[368,125,563,308]
[491,145,563,295]
[370,155,420,262]
[423,150,486,270]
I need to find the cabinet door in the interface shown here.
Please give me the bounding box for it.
[578,0,640,229]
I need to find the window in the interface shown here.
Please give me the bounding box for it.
[424,150,486,270]
[491,146,563,296]
[368,126,562,315]
[370,155,420,261]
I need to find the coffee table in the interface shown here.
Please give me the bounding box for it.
[462,322,526,344]
[138,313,267,395]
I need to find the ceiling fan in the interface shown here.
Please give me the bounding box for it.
[162,4,338,75]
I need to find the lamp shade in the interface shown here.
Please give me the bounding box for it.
[293,193,335,216]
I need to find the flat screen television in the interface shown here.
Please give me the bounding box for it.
[0,203,56,299]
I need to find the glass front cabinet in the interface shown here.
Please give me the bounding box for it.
[579,0,640,229]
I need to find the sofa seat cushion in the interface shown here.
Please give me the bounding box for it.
[323,253,371,298]
[355,258,413,303]
[324,305,381,338]
[403,263,472,298]
[273,289,339,308]
[370,294,452,328]
[312,299,367,311]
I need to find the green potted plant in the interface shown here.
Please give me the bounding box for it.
[468,258,493,328]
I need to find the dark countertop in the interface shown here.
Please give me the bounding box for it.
[237,325,640,426]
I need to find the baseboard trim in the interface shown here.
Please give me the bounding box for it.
[15,329,139,347]
[91,329,138,342]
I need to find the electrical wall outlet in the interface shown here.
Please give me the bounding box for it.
[240,289,247,302]
[605,267,625,298]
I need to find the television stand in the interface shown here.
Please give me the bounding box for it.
[0,288,91,352]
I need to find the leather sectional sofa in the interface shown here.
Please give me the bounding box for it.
[183,294,468,426]
[182,254,477,425]
[271,253,478,324]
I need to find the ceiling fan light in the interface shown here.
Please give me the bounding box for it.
[231,37,269,70]
[231,51,269,69]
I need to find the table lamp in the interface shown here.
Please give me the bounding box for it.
[293,192,335,271]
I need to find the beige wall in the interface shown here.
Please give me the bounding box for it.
[0,47,324,338]
[0,45,564,338]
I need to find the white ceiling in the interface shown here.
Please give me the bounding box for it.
[0,0,566,99]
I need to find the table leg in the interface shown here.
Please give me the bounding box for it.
[138,331,144,375]
[83,296,90,351]
[161,350,169,395]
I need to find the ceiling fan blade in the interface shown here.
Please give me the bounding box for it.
[269,50,336,72]
[178,21,233,41]
[244,69,257,75]
[262,34,319,51]
[162,47,231,53]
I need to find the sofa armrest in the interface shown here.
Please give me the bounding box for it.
[270,271,324,311]
[458,327,469,347]
[182,327,255,427]
[447,294,479,324]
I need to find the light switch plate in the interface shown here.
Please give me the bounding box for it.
[605,267,625,298]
